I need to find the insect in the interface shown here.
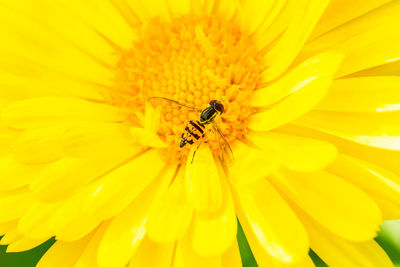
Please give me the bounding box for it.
[148,97,234,164]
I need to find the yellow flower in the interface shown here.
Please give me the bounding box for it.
[0,0,399,266]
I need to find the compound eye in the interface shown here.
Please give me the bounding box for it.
[209,100,217,106]
[215,103,224,113]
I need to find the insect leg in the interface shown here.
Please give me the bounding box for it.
[190,139,203,164]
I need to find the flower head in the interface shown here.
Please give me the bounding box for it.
[0,0,399,266]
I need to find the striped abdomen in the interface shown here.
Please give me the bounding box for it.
[180,120,205,148]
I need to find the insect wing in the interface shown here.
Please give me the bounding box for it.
[211,122,234,167]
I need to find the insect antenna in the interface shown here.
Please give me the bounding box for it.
[148,97,202,112]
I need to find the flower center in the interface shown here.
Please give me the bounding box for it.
[112,15,262,163]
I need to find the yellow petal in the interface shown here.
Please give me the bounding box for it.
[252,51,345,107]
[272,169,382,242]
[0,116,18,157]
[82,149,166,218]
[186,145,223,212]
[261,0,330,82]
[254,0,306,51]
[295,110,400,150]
[230,141,282,185]
[278,123,400,183]
[0,223,19,245]
[129,236,174,267]
[1,0,117,66]
[301,1,400,77]
[0,69,106,101]
[0,188,35,223]
[30,155,134,202]
[6,237,49,253]
[97,168,171,267]
[298,210,392,267]
[146,173,193,243]
[130,127,168,148]
[212,0,236,20]
[190,179,237,257]
[18,201,58,239]
[327,154,400,220]
[1,97,123,129]
[309,0,391,39]
[317,76,400,112]
[63,122,138,158]
[0,220,17,236]
[0,7,113,85]
[166,0,191,17]
[248,132,337,172]
[0,155,43,191]
[178,238,223,267]
[236,0,275,34]
[52,202,103,242]
[37,233,93,267]
[350,58,400,77]
[234,178,309,264]
[11,125,68,164]
[221,240,242,267]
[56,0,135,49]
[75,222,110,267]
[249,52,344,131]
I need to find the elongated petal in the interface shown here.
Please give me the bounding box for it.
[221,241,242,267]
[30,155,134,202]
[234,178,309,263]
[309,0,391,39]
[97,170,171,267]
[317,76,400,112]
[0,188,35,223]
[254,0,305,51]
[6,237,49,253]
[235,0,275,34]
[55,0,135,49]
[295,110,400,150]
[129,237,174,267]
[0,155,43,191]
[1,0,118,64]
[328,154,400,219]
[248,132,337,172]
[75,222,110,267]
[11,125,68,164]
[272,169,382,241]
[1,97,123,129]
[261,0,330,81]
[231,141,282,185]
[186,145,222,212]
[190,179,237,257]
[298,210,392,267]
[130,127,168,148]
[146,173,193,243]
[178,239,222,267]
[37,233,93,267]
[252,52,345,107]
[82,150,165,217]
[249,52,344,131]
[63,122,137,157]
[18,201,58,239]
[0,7,113,84]
[301,1,400,77]
[166,0,191,16]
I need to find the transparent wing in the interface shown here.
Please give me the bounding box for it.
[211,121,234,167]
[148,97,202,112]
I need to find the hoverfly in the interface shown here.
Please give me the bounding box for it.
[148,97,234,164]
